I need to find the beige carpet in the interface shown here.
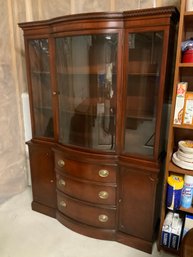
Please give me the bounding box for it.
[0,187,173,257]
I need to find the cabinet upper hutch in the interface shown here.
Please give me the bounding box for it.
[19,6,179,254]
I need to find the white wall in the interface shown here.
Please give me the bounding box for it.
[0,0,28,203]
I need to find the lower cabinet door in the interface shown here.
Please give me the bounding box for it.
[119,166,159,241]
[28,142,56,208]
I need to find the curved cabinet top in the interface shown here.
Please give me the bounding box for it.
[19,6,179,36]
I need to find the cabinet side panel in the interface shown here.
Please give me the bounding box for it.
[28,142,57,210]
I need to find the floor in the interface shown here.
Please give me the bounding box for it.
[0,187,174,257]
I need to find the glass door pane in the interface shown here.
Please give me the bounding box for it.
[29,39,54,138]
[56,34,118,150]
[124,31,163,157]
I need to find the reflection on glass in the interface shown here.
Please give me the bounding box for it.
[124,32,163,157]
[56,34,118,150]
[29,39,54,138]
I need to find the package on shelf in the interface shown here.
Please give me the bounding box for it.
[166,174,184,210]
[170,213,183,250]
[161,212,183,250]
[183,92,193,125]
[161,212,173,247]
[173,82,188,125]
[182,214,193,237]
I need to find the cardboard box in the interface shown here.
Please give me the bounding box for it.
[161,212,183,250]
[183,92,193,125]
[161,212,173,247]
[173,82,188,125]
[169,213,183,250]
[183,214,193,237]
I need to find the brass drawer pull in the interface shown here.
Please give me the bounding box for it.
[98,169,109,178]
[57,159,65,168]
[59,179,66,187]
[98,191,109,199]
[60,201,66,208]
[98,214,108,223]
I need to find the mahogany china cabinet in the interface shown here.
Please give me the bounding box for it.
[19,6,179,253]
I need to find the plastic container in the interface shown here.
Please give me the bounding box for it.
[166,174,184,210]
[181,175,193,209]
[182,49,193,63]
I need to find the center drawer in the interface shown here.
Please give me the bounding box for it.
[57,191,116,229]
[56,173,116,205]
[54,151,117,183]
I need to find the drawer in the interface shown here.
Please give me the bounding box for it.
[56,173,116,205]
[57,192,116,229]
[54,152,116,183]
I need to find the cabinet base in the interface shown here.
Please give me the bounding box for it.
[56,210,153,254]
[31,204,153,253]
[32,201,56,218]
[116,232,153,254]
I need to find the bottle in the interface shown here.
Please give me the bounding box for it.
[180,175,193,209]
[166,174,184,210]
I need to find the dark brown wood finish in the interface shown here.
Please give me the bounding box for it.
[27,141,57,217]
[20,7,179,254]
[119,165,159,241]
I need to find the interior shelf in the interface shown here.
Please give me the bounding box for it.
[179,63,193,67]
[32,71,50,75]
[184,11,193,23]
[127,72,159,76]
[168,161,193,176]
[179,206,193,214]
[173,124,193,130]
[159,245,180,256]
[56,65,116,75]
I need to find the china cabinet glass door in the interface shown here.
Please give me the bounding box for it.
[124,31,163,157]
[56,33,118,150]
[28,39,54,138]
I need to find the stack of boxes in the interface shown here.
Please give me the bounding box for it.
[161,173,193,250]
[161,212,183,250]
